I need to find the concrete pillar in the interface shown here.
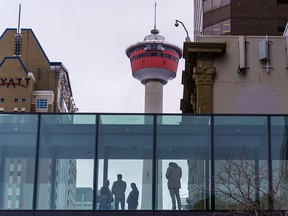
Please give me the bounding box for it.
[193,67,215,114]
[145,81,163,113]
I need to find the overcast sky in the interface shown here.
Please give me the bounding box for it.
[0,0,193,113]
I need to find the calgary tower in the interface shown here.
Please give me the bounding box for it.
[125,6,182,113]
[125,3,182,209]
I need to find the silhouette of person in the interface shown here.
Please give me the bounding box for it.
[99,179,113,210]
[126,182,139,210]
[111,174,127,210]
[166,162,182,210]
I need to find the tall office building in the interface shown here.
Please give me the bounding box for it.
[0,28,77,209]
[194,0,288,40]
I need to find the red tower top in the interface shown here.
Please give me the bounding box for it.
[126,29,182,85]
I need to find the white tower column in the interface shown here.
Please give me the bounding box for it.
[145,80,163,113]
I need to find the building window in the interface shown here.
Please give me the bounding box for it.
[14,107,18,112]
[18,159,22,164]
[10,159,14,164]
[204,0,212,12]
[213,23,222,35]
[0,107,3,112]
[277,0,288,3]
[21,107,25,112]
[17,171,22,176]
[204,19,231,35]
[22,98,26,103]
[9,171,14,176]
[0,98,4,103]
[213,0,221,9]
[204,0,231,13]
[277,19,287,33]
[36,99,48,109]
[222,19,231,34]
[203,26,213,35]
[14,98,18,103]
[222,0,230,6]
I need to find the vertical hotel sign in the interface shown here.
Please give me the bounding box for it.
[0,77,30,88]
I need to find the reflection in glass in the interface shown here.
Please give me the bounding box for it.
[0,114,38,210]
[271,117,288,210]
[203,26,213,35]
[221,19,231,34]
[97,115,153,210]
[36,114,96,210]
[214,116,268,210]
[157,115,211,210]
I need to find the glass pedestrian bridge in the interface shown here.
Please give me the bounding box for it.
[0,113,288,216]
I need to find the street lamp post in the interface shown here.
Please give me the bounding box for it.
[175,19,191,42]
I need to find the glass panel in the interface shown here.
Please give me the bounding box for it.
[212,23,221,35]
[203,0,212,13]
[203,26,213,35]
[36,114,96,210]
[271,116,288,210]
[214,116,269,211]
[213,0,221,9]
[221,19,231,35]
[0,114,38,210]
[97,115,153,210]
[156,115,211,211]
[221,0,231,6]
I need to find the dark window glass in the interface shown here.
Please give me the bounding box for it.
[277,0,288,3]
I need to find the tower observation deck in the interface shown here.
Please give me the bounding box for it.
[126,28,182,113]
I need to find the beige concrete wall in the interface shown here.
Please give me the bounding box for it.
[198,35,288,114]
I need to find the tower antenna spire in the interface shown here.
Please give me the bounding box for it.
[14,4,22,56]
[17,4,21,35]
[151,1,159,35]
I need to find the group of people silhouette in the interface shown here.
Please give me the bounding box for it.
[98,174,139,210]
[98,162,182,211]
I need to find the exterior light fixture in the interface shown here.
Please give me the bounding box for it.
[175,19,191,42]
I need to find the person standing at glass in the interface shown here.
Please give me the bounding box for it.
[99,179,113,210]
[126,183,139,210]
[112,174,127,210]
[166,162,182,210]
